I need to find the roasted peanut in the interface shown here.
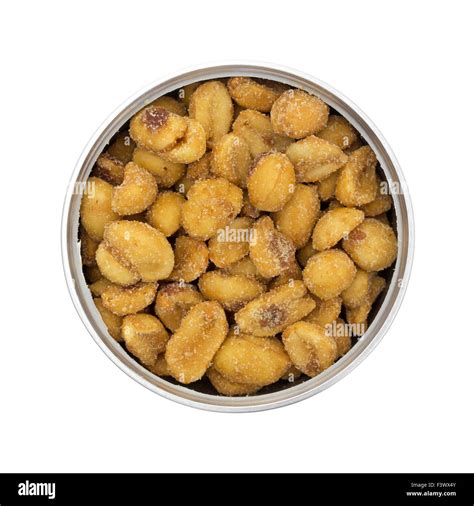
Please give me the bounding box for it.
[335,146,378,206]
[168,236,209,282]
[111,162,157,215]
[213,334,291,386]
[282,321,337,377]
[189,81,233,147]
[317,115,359,150]
[312,207,365,251]
[247,152,295,212]
[80,177,119,242]
[94,153,125,185]
[146,191,185,236]
[325,318,352,358]
[149,354,171,377]
[296,241,317,268]
[305,296,342,326]
[345,275,386,326]
[154,282,204,332]
[376,213,390,226]
[208,217,253,268]
[95,242,140,286]
[132,147,185,188]
[98,221,174,283]
[271,89,329,138]
[227,77,285,112]
[165,301,228,383]
[223,256,265,281]
[181,178,243,240]
[342,218,397,271]
[122,314,169,368]
[318,171,340,202]
[94,298,123,341]
[272,184,320,248]
[198,271,266,311]
[80,227,99,266]
[249,216,296,278]
[107,131,136,164]
[341,269,371,309]
[359,177,392,216]
[210,133,251,187]
[130,105,187,152]
[240,192,261,219]
[89,277,112,297]
[303,249,357,300]
[101,282,157,316]
[269,258,302,289]
[151,96,187,116]
[232,110,292,156]
[286,135,348,182]
[235,280,315,336]
[178,82,200,107]
[158,118,206,164]
[207,367,261,396]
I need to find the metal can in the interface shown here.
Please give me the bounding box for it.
[61,63,414,412]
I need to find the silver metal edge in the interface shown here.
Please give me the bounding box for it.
[61,61,415,413]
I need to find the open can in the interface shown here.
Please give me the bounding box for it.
[61,63,415,412]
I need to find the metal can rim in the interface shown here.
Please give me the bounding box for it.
[61,61,415,412]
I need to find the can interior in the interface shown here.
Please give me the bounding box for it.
[77,76,397,398]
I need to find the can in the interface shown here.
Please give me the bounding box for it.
[61,62,415,412]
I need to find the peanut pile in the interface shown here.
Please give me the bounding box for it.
[80,76,397,396]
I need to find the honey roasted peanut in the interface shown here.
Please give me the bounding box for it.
[198,271,266,311]
[189,81,234,148]
[154,283,204,332]
[227,77,286,113]
[282,321,337,377]
[130,105,188,152]
[97,220,174,283]
[207,367,262,396]
[235,280,315,337]
[101,282,157,316]
[165,301,228,383]
[312,207,365,251]
[146,191,185,237]
[232,110,292,156]
[80,177,119,242]
[317,115,359,150]
[111,162,158,215]
[122,314,169,367]
[271,89,329,139]
[247,152,296,212]
[286,135,348,183]
[342,218,397,271]
[272,184,320,248]
[335,146,378,206]
[168,236,209,282]
[208,217,253,268]
[210,133,251,188]
[249,216,296,278]
[303,249,357,300]
[181,178,243,240]
[132,147,185,188]
[213,333,291,386]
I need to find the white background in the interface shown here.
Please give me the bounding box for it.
[1,0,473,473]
